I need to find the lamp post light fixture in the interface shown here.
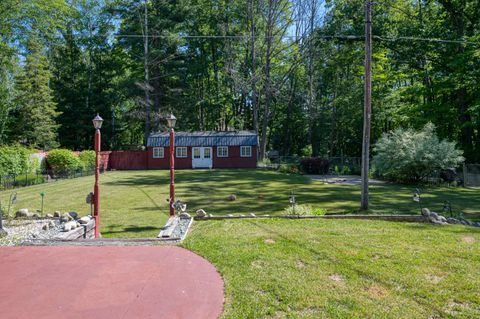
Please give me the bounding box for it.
[92,114,103,238]
[166,113,176,217]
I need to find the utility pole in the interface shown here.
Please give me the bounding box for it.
[361,0,372,210]
[143,0,150,146]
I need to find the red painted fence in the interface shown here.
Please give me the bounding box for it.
[105,151,148,170]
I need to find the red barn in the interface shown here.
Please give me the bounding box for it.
[146,131,258,169]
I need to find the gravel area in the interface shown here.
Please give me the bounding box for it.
[0,219,63,246]
[1,216,193,246]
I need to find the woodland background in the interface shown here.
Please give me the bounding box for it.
[0,0,479,162]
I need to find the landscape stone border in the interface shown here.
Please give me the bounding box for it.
[194,211,480,228]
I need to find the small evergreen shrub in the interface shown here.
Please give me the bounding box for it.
[299,157,330,174]
[46,149,82,175]
[373,123,464,183]
[79,150,96,170]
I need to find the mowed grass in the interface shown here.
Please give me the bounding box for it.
[2,169,479,237]
[183,219,480,318]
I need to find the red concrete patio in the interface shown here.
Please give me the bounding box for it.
[0,246,224,319]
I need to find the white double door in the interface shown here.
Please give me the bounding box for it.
[192,147,213,168]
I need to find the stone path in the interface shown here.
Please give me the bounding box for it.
[0,246,224,319]
[307,174,386,185]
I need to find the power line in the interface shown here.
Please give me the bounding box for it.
[112,33,479,46]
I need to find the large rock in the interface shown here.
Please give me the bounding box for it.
[437,215,447,223]
[68,212,78,219]
[15,209,31,218]
[45,213,53,218]
[53,211,61,218]
[227,194,237,201]
[196,209,207,217]
[60,213,74,223]
[446,217,459,224]
[78,216,91,224]
[63,221,77,232]
[421,208,431,218]
[179,212,191,219]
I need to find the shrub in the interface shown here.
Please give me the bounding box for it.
[79,150,96,170]
[299,157,330,174]
[278,163,299,174]
[46,149,82,175]
[0,145,35,176]
[373,123,464,183]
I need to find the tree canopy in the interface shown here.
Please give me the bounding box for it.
[0,0,478,163]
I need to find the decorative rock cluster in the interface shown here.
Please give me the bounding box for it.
[421,208,480,227]
[15,209,41,219]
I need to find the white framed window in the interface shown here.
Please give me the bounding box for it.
[240,146,252,157]
[204,147,211,158]
[176,147,187,158]
[193,147,201,159]
[153,147,164,158]
[217,146,228,157]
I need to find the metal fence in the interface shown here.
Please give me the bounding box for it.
[463,164,480,187]
[0,166,105,191]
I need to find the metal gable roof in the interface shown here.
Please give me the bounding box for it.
[147,131,258,147]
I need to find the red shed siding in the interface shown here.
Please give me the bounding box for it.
[97,146,257,170]
[212,146,257,168]
[147,147,192,169]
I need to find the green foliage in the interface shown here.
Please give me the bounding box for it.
[284,205,328,216]
[278,163,299,174]
[373,123,464,183]
[46,149,82,174]
[0,145,37,176]
[78,150,96,170]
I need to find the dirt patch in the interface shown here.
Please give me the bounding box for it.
[251,260,265,269]
[329,274,344,282]
[366,285,388,298]
[295,260,305,269]
[425,274,444,284]
[264,239,276,244]
[444,301,474,316]
[461,236,476,244]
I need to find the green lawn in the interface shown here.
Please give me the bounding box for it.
[1,169,479,237]
[183,219,480,318]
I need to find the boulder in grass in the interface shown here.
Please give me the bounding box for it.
[196,209,207,218]
[250,213,256,217]
[53,211,61,218]
[15,209,31,218]
[227,194,237,201]
[421,208,431,218]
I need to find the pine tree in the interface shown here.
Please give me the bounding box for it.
[15,34,60,150]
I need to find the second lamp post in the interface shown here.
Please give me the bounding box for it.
[92,114,103,238]
[166,113,177,216]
